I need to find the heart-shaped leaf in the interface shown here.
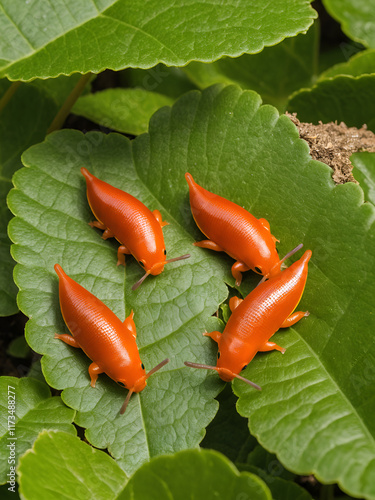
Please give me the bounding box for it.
[288,74,375,132]
[72,88,174,135]
[351,151,375,204]
[322,0,375,48]
[0,377,75,484]
[18,431,127,500]
[0,0,317,81]
[8,84,375,499]
[8,124,228,476]
[118,448,271,500]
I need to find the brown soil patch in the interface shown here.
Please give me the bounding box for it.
[286,113,375,184]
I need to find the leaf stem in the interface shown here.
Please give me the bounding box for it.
[0,81,21,114]
[47,72,93,134]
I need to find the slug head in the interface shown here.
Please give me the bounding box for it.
[132,254,190,290]
[119,358,169,414]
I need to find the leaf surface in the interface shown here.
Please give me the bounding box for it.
[320,49,375,79]
[183,22,319,111]
[7,85,375,498]
[0,0,317,81]
[351,152,375,204]
[8,123,228,476]
[73,88,174,135]
[0,75,80,315]
[18,431,127,500]
[322,0,375,48]
[118,448,271,500]
[288,74,375,132]
[0,377,75,484]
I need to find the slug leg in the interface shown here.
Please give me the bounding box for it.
[89,220,106,230]
[54,333,80,348]
[89,362,104,388]
[203,330,221,343]
[231,261,250,286]
[117,245,131,266]
[281,311,310,328]
[153,209,169,227]
[102,228,115,240]
[124,310,137,338]
[194,240,224,252]
[259,341,286,354]
[229,296,243,312]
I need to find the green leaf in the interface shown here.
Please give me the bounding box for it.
[6,336,30,359]
[240,463,312,500]
[0,377,75,484]
[8,84,375,498]
[287,74,375,132]
[183,22,319,111]
[322,0,375,48]
[8,125,228,476]
[73,88,174,135]
[320,49,375,79]
[123,65,197,99]
[0,0,317,81]
[118,448,271,500]
[18,431,127,500]
[0,75,80,316]
[201,384,251,463]
[351,152,375,204]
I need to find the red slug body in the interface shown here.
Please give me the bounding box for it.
[189,250,312,384]
[185,173,281,285]
[54,264,147,393]
[82,168,168,274]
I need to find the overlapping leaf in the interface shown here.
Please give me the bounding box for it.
[320,49,375,79]
[351,152,375,204]
[72,88,174,135]
[183,22,319,111]
[8,85,375,498]
[322,0,375,48]
[18,431,127,500]
[0,377,75,484]
[287,74,375,131]
[0,0,316,81]
[0,75,81,315]
[118,448,271,500]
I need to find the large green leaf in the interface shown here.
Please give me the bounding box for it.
[18,431,127,500]
[320,49,375,79]
[8,84,375,498]
[0,75,80,316]
[322,0,375,48]
[8,126,228,476]
[0,377,75,484]
[287,75,375,132]
[183,22,319,111]
[118,448,271,500]
[351,152,375,204]
[0,0,317,81]
[72,88,174,135]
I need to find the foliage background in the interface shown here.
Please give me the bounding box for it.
[1,0,375,499]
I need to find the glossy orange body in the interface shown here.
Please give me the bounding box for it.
[81,168,167,275]
[54,264,147,392]
[185,173,281,284]
[210,250,312,382]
